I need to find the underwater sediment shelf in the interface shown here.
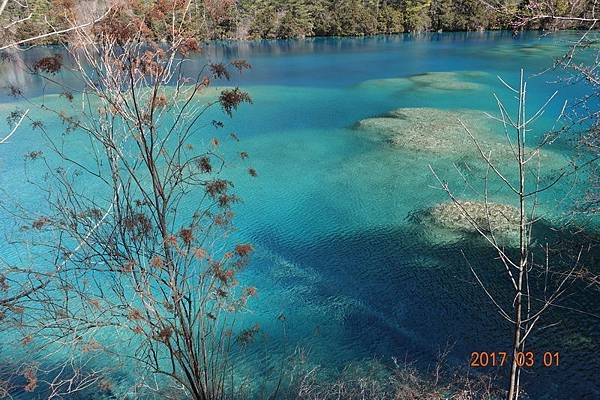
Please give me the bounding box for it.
[409,71,486,91]
[423,201,521,234]
[355,107,567,168]
[408,200,523,246]
[478,42,572,60]
[357,71,488,92]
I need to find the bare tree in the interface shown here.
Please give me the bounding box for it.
[490,0,600,303]
[430,70,582,400]
[482,0,600,212]
[0,1,258,398]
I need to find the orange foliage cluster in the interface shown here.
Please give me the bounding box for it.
[204,0,236,24]
[154,94,168,108]
[192,247,207,260]
[197,156,212,173]
[177,37,201,56]
[32,55,63,74]
[52,0,76,9]
[179,228,194,245]
[93,5,151,44]
[123,213,152,237]
[199,76,211,89]
[155,326,172,343]
[31,217,51,230]
[231,59,252,73]
[213,210,234,226]
[150,256,164,269]
[234,244,254,258]
[206,179,230,198]
[210,63,230,80]
[23,367,37,392]
[236,324,260,345]
[133,325,144,334]
[212,261,236,285]
[164,235,178,247]
[75,208,103,221]
[218,193,239,208]
[25,150,44,160]
[131,50,166,77]
[150,0,189,20]
[128,309,144,321]
[219,88,252,117]
[88,299,102,310]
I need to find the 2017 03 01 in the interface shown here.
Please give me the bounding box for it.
[470,351,560,368]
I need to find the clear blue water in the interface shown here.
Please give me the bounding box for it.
[1,31,599,399]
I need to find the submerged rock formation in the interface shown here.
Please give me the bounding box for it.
[358,71,487,92]
[409,71,485,91]
[480,43,568,60]
[356,107,566,168]
[357,107,483,154]
[424,200,521,234]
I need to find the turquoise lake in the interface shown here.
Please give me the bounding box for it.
[1,31,599,399]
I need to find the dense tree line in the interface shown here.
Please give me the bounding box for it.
[207,0,508,39]
[1,0,596,44]
[209,0,595,39]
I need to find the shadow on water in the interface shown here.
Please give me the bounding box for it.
[250,216,600,399]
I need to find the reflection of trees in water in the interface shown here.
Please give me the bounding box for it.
[0,49,29,94]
